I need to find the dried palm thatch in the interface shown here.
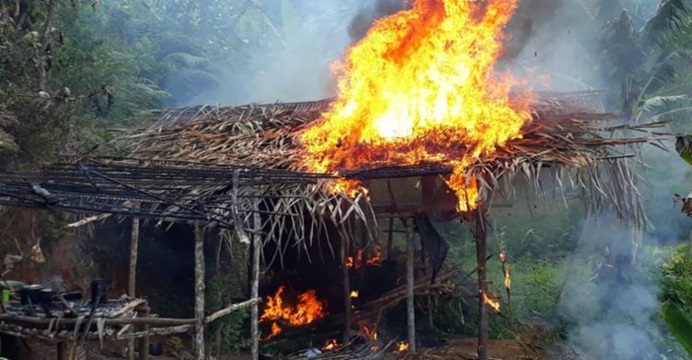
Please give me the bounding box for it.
[0,91,665,261]
[122,90,664,231]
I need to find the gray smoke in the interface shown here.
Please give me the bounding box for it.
[185,1,366,105]
[557,216,665,359]
[348,0,405,42]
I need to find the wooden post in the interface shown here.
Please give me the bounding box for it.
[194,222,205,360]
[128,215,140,360]
[341,234,352,344]
[472,208,489,360]
[405,218,416,353]
[137,304,150,360]
[386,217,394,259]
[251,206,261,360]
[56,342,68,360]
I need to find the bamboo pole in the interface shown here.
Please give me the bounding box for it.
[405,218,416,353]
[194,222,205,360]
[251,203,261,360]
[341,234,352,344]
[137,305,150,360]
[128,213,140,360]
[56,342,68,360]
[472,208,489,360]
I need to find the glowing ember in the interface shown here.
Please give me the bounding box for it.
[366,246,383,266]
[397,341,410,353]
[346,247,383,269]
[481,290,501,313]
[504,266,511,290]
[500,251,507,264]
[360,322,380,351]
[350,290,360,298]
[362,324,378,342]
[266,322,281,340]
[259,286,327,339]
[300,0,533,211]
[323,339,340,351]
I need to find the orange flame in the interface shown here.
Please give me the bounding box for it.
[360,322,380,351]
[347,247,383,269]
[323,339,340,351]
[366,246,383,266]
[267,322,281,339]
[504,266,511,290]
[300,0,533,211]
[350,290,360,298]
[481,290,501,313]
[259,286,327,339]
[500,251,507,264]
[397,341,410,353]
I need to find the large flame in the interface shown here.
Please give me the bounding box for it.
[259,286,327,339]
[300,0,533,211]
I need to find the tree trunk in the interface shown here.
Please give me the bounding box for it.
[38,0,58,91]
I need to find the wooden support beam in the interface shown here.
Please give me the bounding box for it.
[56,342,68,360]
[406,219,416,353]
[206,298,260,325]
[341,234,351,344]
[137,305,150,360]
[471,208,489,360]
[128,213,140,360]
[194,222,205,360]
[251,204,261,360]
[386,217,394,258]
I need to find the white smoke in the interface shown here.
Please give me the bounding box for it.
[185,1,366,105]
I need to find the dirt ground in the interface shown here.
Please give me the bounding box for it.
[21,336,575,360]
[398,338,563,360]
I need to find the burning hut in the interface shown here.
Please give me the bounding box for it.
[0,0,669,359]
[112,87,659,356]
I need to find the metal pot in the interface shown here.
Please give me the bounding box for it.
[149,343,163,356]
[60,290,83,302]
[19,284,44,305]
[37,288,56,304]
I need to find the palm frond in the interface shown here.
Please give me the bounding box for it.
[638,95,692,129]
[642,0,692,46]
[640,50,692,96]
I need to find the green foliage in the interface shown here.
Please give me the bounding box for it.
[660,244,692,314]
[642,0,692,47]
[207,273,250,353]
[662,302,692,356]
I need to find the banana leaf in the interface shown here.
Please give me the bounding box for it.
[662,302,692,355]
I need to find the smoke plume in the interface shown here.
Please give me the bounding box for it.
[347,0,404,42]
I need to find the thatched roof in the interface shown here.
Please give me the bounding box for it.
[0,91,666,254]
[121,91,664,228]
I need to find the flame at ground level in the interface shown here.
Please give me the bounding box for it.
[397,341,410,353]
[322,339,340,351]
[259,286,327,339]
[299,0,533,211]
